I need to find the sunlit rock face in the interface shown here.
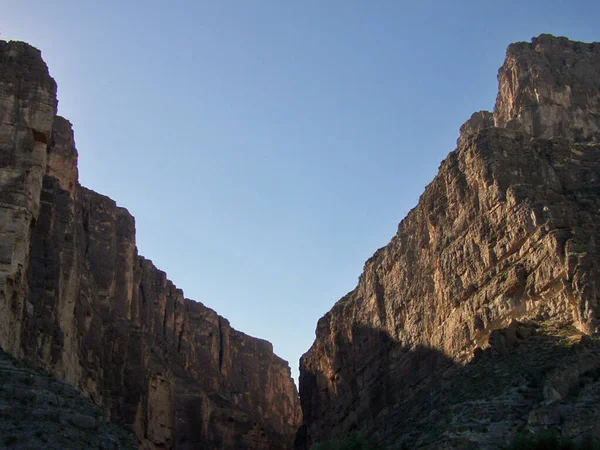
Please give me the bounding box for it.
[0,40,301,450]
[298,35,600,449]
[494,34,600,141]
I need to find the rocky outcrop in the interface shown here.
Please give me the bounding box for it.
[0,349,137,449]
[494,34,600,141]
[0,41,57,359]
[298,35,600,448]
[0,40,301,449]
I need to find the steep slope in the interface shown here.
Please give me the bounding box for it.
[0,349,138,449]
[298,34,600,448]
[0,40,301,449]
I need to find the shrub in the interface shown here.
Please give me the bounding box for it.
[311,432,384,450]
[3,435,18,446]
[504,430,600,450]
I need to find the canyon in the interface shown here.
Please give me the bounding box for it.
[2,33,600,450]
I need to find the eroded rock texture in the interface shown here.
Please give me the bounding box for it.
[0,348,138,449]
[299,35,600,448]
[0,40,301,450]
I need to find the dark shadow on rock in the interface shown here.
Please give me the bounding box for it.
[297,324,459,449]
[298,320,600,449]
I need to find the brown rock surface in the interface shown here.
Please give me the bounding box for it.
[298,35,600,448]
[0,40,57,359]
[494,34,600,141]
[0,40,301,449]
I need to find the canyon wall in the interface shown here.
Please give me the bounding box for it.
[298,34,600,448]
[0,40,301,449]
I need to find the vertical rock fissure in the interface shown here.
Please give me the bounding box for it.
[139,278,147,307]
[162,296,168,340]
[177,319,184,353]
[218,317,225,374]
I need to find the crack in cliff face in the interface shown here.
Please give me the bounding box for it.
[218,317,225,375]
[177,319,184,354]
[82,203,90,259]
[162,295,168,340]
[138,275,147,307]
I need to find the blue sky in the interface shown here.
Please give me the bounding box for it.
[3,1,599,383]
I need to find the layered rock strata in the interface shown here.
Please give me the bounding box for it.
[0,40,301,449]
[298,34,600,448]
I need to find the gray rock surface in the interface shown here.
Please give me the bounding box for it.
[0,349,137,449]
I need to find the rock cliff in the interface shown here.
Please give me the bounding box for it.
[0,348,138,449]
[298,34,600,448]
[0,40,301,449]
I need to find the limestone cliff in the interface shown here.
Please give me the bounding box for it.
[298,34,600,448]
[0,40,301,449]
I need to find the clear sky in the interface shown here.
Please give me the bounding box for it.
[2,1,599,383]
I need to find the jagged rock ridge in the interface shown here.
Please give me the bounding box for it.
[0,40,301,449]
[298,34,600,448]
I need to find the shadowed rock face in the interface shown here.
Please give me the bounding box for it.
[0,348,138,449]
[299,35,600,448]
[0,40,301,450]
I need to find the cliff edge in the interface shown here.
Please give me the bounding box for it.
[298,34,600,448]
[0,40,302,449]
